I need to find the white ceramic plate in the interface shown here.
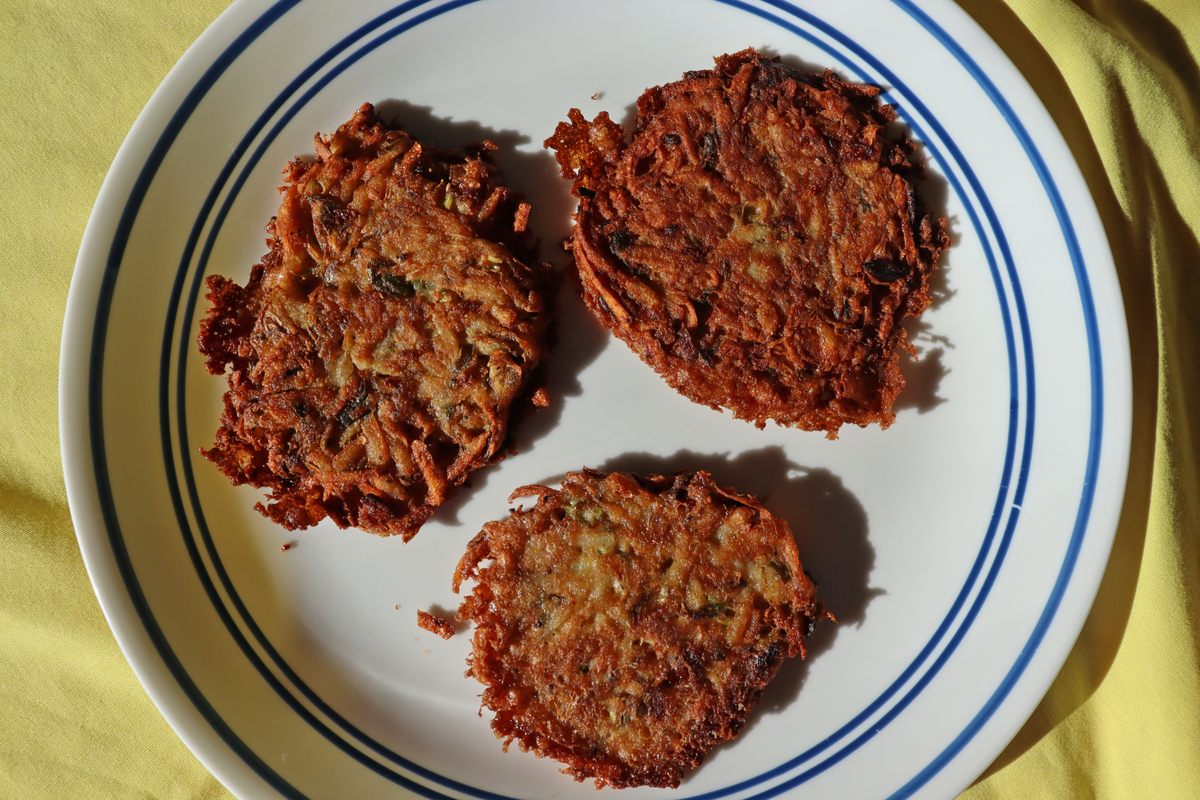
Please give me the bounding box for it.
[60,1,1131,798]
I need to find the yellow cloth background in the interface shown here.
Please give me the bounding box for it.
[0,0,1195,796]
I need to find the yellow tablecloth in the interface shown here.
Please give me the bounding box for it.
[1,1,1195,797]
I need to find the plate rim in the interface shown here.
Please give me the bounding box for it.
[59,1,1133,798]
[59,3,311,797]
[886,1,1131,797]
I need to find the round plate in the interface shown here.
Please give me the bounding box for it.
[59,1,1131,798]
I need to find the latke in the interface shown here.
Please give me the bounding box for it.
[546,49,949,436]
[454,469,826,788]
[199,104,549,538]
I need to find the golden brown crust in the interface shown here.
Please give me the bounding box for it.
[454,469,827,788]
[546,49,949,437]
[198,104,549,538]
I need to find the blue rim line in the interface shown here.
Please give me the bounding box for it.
[171,2,1025,798]
[168,1,1030,797]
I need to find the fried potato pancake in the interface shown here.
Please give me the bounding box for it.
[454,469,826,788]
[546,49,949,436]
[199,104,549,538]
